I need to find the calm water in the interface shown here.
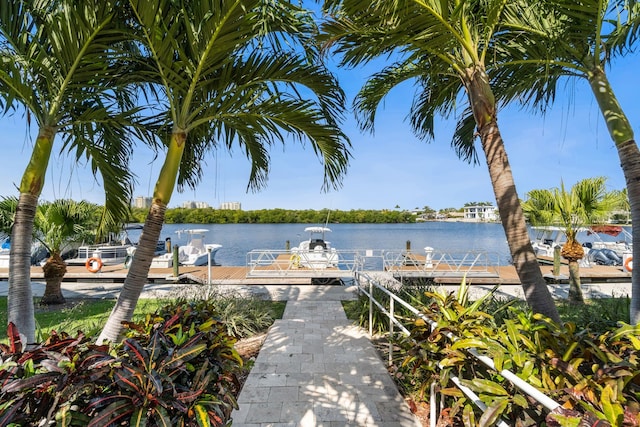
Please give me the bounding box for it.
[126,222,513,266]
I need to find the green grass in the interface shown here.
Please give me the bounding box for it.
[0,297,169,342]
[0,294,286,343]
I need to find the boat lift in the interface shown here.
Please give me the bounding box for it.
[245,248,502,279]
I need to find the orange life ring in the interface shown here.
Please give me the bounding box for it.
[86,257,103,273]
[624,257,633,272]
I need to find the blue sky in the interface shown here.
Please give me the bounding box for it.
[3,31,638,212]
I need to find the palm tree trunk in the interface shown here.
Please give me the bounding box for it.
[617,141,640,324]
[97,130,186,344]
[8,126,56,344]
[8,193,38,344]
[41,253,67,305]
[97,202,167,344]
[587,69,640,324]
[567,260,584,304]
[466,67,561,323]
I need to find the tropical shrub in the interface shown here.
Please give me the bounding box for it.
[363,283,640,426]
[0,299,244,426]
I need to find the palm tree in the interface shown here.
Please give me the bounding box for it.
[523,177,624,304]
[493,0,640,322]
[321,0,561,322]
[0,198,97,305]
[96,0,351,344]
[0,0,141,343]
[34,200,97,305]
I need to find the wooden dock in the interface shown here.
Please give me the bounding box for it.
[0,259,631,286]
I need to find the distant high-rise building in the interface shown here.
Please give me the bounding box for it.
[133,196,152,209]
[219,202,241,210]
[182,201,210,209]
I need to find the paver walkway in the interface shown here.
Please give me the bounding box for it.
[230,288,422,427]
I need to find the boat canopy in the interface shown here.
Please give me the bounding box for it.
[304,227,331,233]
[176,229,210,235]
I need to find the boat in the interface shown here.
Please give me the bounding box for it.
[173,229,222,266]
[0,236,9,268]
[66,227,140,267]
[530,225,632,267]
[290,226,339,269]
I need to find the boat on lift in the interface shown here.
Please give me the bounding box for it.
[530,225,631,266]
[175,229,222,266]
[290,226,339,269]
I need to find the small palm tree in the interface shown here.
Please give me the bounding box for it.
[34,200,96,305]
[523,177,624,304]
[0,198,97,305]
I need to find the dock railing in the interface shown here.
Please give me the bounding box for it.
[245,248,503,279]
[354,272,560,427]
[245,249,365,277]
[383,249,502,278]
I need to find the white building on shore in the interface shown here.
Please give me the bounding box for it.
[463,205,498,222]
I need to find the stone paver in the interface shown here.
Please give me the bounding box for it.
[230,287,422,427]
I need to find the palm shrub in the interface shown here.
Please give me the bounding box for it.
[0,299,244,426]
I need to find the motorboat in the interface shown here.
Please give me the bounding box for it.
[67,228,139,267]
[0,236,9,268]
[530,225,632,267]
[174,229,222,266]
[290,226,339,269]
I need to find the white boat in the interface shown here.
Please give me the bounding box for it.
[530,225,631,267]
[291,226,339,269]
[0,237,9,268]
[174,229,222,266]
[68,238,135,267]
[67,225,144,267]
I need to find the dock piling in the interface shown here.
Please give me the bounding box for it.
[173,245,179,277]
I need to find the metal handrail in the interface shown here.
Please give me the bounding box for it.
[245,249,364,277]
[354,272,560,427]
[383,249,502,277]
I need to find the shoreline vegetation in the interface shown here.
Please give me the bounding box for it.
[133,207,494,224]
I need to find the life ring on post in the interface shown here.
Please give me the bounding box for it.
[86,257,103,273]
[624,256,633,272]
[290,254,300,268]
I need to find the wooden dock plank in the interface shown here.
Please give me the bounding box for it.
[0,260,631,285]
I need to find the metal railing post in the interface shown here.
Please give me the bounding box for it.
[369,278,373,337]
[207,248,212,285]
[389,297,395,366]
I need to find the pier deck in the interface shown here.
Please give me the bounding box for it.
[0,260,631,286]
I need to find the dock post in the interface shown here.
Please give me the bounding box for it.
[207,248,212,285]
[553,246,561,277]
[173,244,179,277]
[424,246,434,268]
[285,240,290,251]
[406,240,411,251]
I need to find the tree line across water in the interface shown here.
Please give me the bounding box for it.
[130,207,418,224]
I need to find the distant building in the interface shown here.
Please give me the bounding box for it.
[219,202,241,210]
[182,201,210,209]
[463,205,498,222]
[133,196,152,209]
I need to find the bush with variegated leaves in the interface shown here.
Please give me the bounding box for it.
[391,283,640,426]
[0,299,244,426]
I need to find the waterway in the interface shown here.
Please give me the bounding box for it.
[127,222,512,266]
